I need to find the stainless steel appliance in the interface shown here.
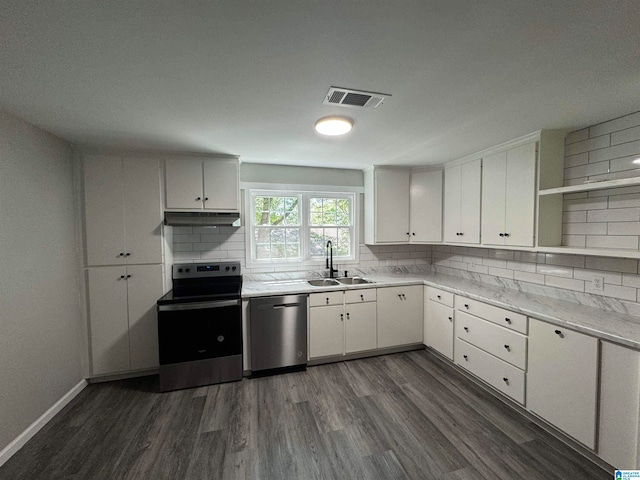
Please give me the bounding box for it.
[156,262,242,392]
[250,294,308,375]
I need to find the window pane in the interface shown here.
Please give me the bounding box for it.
[322,199,337,225]
[337,228,351,256]
[254,195,299,226]
[309,227,325,257]
[336,199,350,225]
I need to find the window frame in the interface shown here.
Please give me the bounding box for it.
[246,188,358,268]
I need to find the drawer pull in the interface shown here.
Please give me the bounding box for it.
[346,313,350,319]
[340,313,344,321]
[505,318,511,324]
[326,297,329,304]
[502,377,509,384]
[463,355,468,360]
[464,304,469,309]
[504,344,510,351]
[437,295,441,299]
[448,316,452,321]
[554,329,564,338]
[360,294,364,300]
[463,327,469,332]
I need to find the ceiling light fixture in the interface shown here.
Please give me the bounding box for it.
[314,116,353,136]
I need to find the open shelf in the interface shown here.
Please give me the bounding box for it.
[538,176,640,196]
[537,245,640,259]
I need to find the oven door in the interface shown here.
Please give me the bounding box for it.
[157,299,242,365]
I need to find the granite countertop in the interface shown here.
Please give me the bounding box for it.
[242,271,640,350]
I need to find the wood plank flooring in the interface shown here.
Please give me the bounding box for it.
[0,350,611,479]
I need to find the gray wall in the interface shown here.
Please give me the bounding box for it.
[0,111,84,451]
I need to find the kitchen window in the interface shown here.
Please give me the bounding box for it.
[248,190,357,266]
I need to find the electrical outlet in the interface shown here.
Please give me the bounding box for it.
[592,276,604,291]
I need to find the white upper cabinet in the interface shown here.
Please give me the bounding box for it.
[365,167,411,243]
[165,156,239,211]
[410,170,443,242]
[482,142,536,247]
[365,167,443,244]
[84,155,162,266]
[443,159,481,243]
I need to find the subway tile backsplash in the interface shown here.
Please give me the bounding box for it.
[563,110,640,249]
[171,225,432,274]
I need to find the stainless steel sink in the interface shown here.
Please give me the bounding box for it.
[337,277,375,285]
[307,279,341,287]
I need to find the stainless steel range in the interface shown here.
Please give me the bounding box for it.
[156,262,243,392]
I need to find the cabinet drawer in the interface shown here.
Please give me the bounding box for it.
[456,296,527,334]
[428,287,454,307]
[345,288,376,304]
[456,311,527,370]
[455,339,525,405]
[309,291,343,307]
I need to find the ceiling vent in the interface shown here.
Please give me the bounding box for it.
[323,87,390,109]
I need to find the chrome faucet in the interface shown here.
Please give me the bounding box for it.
[326,240,338,278]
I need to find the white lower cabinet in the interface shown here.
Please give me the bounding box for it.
[88,264,163,375]
[424,287,455,360]
[455,339,526,404]
[309,289,377,359]
[377,285,424,348]
[527,318,598,449]
[453,295,527,405]
[598,341,640,469]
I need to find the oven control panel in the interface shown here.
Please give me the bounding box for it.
[173,262,241,279]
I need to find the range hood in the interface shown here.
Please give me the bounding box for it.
[164,211,241,227]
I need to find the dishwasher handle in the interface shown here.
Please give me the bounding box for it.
[273,303,302,309]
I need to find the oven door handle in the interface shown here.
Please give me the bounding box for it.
[158,299,240,312]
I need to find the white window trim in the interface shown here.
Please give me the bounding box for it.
[245,187,360,269]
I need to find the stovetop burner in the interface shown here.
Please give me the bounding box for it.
[157,261,242,305]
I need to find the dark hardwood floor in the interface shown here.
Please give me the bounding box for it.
[0,350,611,479]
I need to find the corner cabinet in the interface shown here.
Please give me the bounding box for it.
[424,287,454,360]
[83,155,163,266]
[443,159,481,244]
[377,285,423,348]
[527,318,598,449]
[165,156,239,211]
[481,142,536,247]
[364,167,443,244]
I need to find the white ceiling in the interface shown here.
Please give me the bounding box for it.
[1,1,639,169]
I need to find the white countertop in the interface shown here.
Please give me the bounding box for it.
[242,271,640,350]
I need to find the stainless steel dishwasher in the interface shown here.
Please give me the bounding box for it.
[250,294,308,375]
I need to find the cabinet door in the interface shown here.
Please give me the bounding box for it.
[377,286,424,348]
[88,267,130,375]
[425,299,454,360]
[459,159,481,244]
[599,341,640,469]
[203,159,239,211]
[165,158,204,209]
[410,170,442,242]
[345,302,377,353]
[127,264,164,371]
[443,164,462,242]
[374,168,410,243]
[123,158,163,264]
[309,305,344,358]
[527,319,598,449]
[504,142,536,247]
[481,151,507,246]
[84,156,126,266]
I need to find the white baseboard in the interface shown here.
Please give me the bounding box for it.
[0,379,88,468]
